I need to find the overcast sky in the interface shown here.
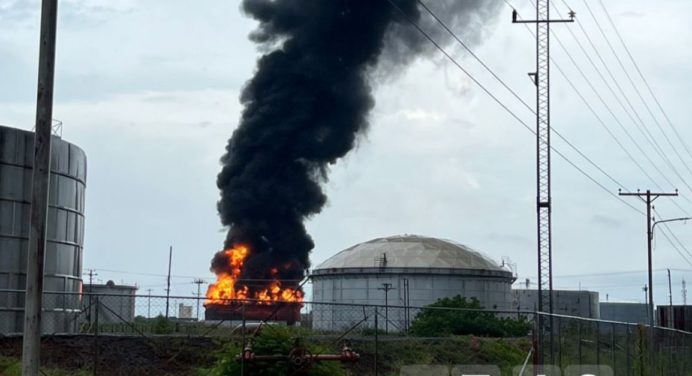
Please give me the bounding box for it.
[2,0,691,307]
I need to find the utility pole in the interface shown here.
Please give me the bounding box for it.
[85,269,98,323]
[22,1,59,374]
[620,189,677,376]
[165,246,172,319]
[667,269,673,327]
[377,283,394,334]
[619,189,678,327]
[146,289,152,318]
[512,3,574,366]
[193,279,206,321]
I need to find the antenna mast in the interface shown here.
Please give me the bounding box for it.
[512,2,574,366]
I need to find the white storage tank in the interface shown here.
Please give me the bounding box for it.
[310,235,515,331]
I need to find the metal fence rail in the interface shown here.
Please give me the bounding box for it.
[0,289,690,375]
[541,311,692,376]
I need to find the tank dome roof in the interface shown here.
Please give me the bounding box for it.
[314,235,506,272]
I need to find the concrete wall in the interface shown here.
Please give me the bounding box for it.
[512,289,600,318]
[600,302,649,324]
[311,271,513,331]
[0,125,87,334]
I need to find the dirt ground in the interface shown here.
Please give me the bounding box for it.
[0,334,223,376]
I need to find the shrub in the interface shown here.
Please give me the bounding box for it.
[207,325,347,376]
[409,296,531,337]
[152,314,174,334]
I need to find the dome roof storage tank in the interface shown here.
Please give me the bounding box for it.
[0,124,87,334]
[309,235,515,331]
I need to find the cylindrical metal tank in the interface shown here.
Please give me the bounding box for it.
[0,124,87,333]
[310,235,516,331]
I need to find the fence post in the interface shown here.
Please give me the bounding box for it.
[557,316,562,370]
[596,320,600,367]
[374,306,378,376]
[625,325,631,376]
[577,319,582,366]
[93,296,99,376]
[532,312,540,370]
[611,323,616,374]
[241,301,245,376]
[667,329,672,376]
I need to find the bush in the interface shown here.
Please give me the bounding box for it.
[409,296,531,337]
[207,325,347,376]
[152,314,174,334]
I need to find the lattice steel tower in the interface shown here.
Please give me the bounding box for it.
[513,1,573,364]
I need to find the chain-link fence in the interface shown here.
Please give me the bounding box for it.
[1,289,690,375]
[537,312,692,376]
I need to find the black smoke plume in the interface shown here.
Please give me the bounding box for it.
[212,0,501,291]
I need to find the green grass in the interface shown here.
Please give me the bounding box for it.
[0,356,91,376]
[348,336,531,376]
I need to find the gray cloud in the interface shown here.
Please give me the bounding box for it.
[591,214,624,229]
[0,0,689,307]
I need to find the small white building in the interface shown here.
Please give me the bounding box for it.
[85,280,137,323]
[178,303,193,319]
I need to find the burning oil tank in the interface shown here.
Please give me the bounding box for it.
[205,301,302,324]
[309,235,515,331]
[204,244,304,324]
[0,124,87,334]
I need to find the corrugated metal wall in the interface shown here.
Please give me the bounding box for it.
[0,125,87,333]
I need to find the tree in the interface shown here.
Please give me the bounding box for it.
[409,296,531,337]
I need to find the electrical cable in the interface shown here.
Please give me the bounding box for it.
[508,0,671,196]
[548,0,692,212]
[387,0,643,214]
[597,0,692,165]
[579,0,692,196]
[418,0,628,191]
[550,0,679,192]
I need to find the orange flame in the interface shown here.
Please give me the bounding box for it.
[205,244,303,305]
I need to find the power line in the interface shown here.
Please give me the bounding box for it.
[572,0,670,168]
[553,0,679,193]
[555,1,678,183]
[418,0,626,191]
[596,0,692,166]
[520,0,670,194]
[505,1,655,193]
[88,267,204,280]
[584,0,692,178]
[550,27,692,218]
[549,0,692,212]
[652,210,692,267]
[657,225,692,267]
[663,225,692,261]
[417,0,534,114]
[518,268,692,280]
[549,32,660,190]
[653,208,692,262]
[579,0,692,197]
[389,0,643,214]
[506,1,692,220]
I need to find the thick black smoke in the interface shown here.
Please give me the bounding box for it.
[213,0,501,290]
